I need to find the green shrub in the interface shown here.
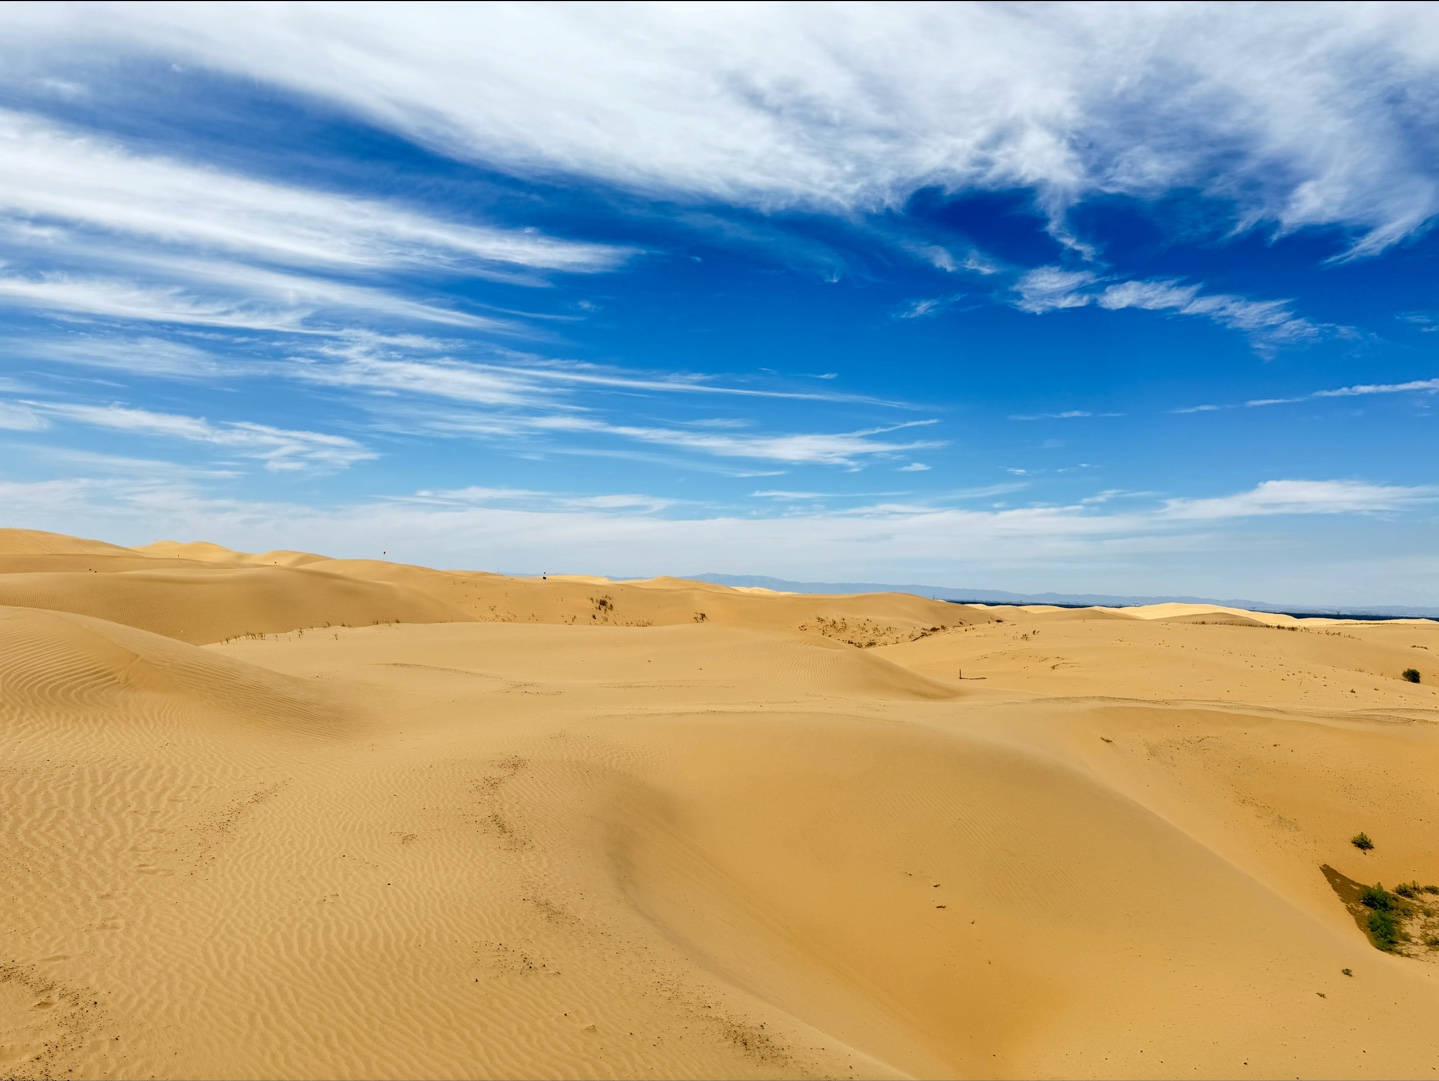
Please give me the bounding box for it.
[1361,884,1393,911]
[1351,832,1374,851]
[1368,908,1402,951]
[1394,881,1421,899]
[1402,668,1421,683]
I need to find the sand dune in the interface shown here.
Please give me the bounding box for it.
[2,529,1438,1079]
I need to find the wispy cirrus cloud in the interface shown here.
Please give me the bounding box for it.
[0,259,509,332]
[32,401,374,471]
[1009,409,1123,421]
[1013,268,1099,314]
[294,341,902,407]
[1248,377,1439,407]
[1013,266,1319,351]
[1157,479,1436,520]
[419,412,944,468]
[0,108,627,276]
[895,294,964,319]
[17,5,1439,253]
[401,486,677,514]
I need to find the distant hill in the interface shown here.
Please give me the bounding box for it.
[688,573,1439,621]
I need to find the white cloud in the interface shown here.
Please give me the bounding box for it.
[35,401,374,471]
[401,486,675,514]
[1014,267,1318,349]
[1159,479,1435,520]
[2,476,1433,604]
[1316,378,1439,398]
[0,400,46,430]
[1013,267,1097,313]
[21,334,239,379]
[898,462,931,472]
[1246,376,1439,408]
[530,417,943,467]
[0,108,626,275]
[11,4,1439,251]
[1009,409,1124,421]
[0,263,503,332]
[1097,279,1318,345]
[896,295,963,319]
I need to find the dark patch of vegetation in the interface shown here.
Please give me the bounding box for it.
[1351,832,1374,852]
[1323,865,1439,956]
[1368,907,1402,951]
[1360,883,1393,911]
[1341,968,1352,977]
[1402,667,1421,683]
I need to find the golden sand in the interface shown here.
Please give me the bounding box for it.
[2,527,1437,1079]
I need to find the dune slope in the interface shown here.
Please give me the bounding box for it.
[2,529,1438,1079]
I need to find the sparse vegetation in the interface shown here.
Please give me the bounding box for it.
[1325,865,1439,956]
[1402,667,1421,683]
[1360,883,1393,911]
[1368,908,1402,951]
[1360,882,1406,952]
[1351,832,1374,852]
[1341,968,1353,977]
[797,615,949,648]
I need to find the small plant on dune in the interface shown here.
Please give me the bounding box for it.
[1368,907,1402,951]
[1358,883,1412,952]
[1351,832,1374,852]
[1402,668,1421,683]
[1360,883,1393,911]
[1394,881,1421,899]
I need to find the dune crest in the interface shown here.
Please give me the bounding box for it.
[2,529,1437,1079]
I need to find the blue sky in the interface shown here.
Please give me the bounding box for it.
[1,2,1437,604]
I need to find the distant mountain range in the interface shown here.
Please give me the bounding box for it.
[689,573,1439,621]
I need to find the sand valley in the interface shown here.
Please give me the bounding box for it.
[2,528,1438,1079]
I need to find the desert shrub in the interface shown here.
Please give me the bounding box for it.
[1351,832,1374,851]
[1368,908,1402,951]
[1402,668,1421,683]
[1394,881,1421,899]
[1361,884,1393,911]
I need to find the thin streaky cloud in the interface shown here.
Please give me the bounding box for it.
[1246,377,1439,408]
[1015,268,1319,351]
[1314,378,1439,398]
[401,407,943,468]
[0,265,508,333]
[0,108,628,275]
[33,400,374,472]
[1009,410,1124,421]
[1158,479,1437,520]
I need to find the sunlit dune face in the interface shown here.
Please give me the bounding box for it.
[2,528,1438,1078]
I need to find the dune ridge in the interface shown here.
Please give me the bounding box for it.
[2,528,1437,1079]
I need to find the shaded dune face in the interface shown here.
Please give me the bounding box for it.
[1,528,1438,1079]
